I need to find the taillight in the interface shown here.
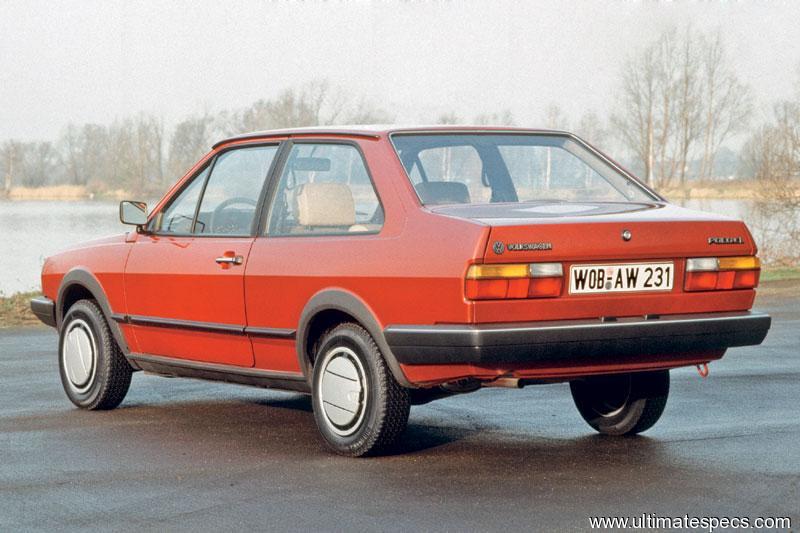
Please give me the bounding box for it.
[466,263,563,300]
[684,256,761,292]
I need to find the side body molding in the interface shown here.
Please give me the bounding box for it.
[296,289,414,388]
[56,269,132,360]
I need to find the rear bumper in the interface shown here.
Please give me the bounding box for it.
[30,297,57,328]
[384,311,771,365]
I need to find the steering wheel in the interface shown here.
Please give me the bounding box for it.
[209,197,258,234]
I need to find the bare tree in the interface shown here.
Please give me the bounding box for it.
[57,116,161,194]
[576,110,607,147]
[474,110,516,126]
[614,29,686,188]
[613,27,751,188]
[741,99,800,265]
[167,112,217,180]
[131,113,164,192]
[12,141,61,187]
[345,96,393,125]
[612,39,658,186]
[543,103,568,130]
[673,29,704,185]
[697,33,753,179]
[228,80,390,134]
[541,104,570,188]
[436,111,461,125]
[236,87,321,131]
[60,123,87,185]
[652,30,679,185]
[1,141,22,196]
[82,124,112,186]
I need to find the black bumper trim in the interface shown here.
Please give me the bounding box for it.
[30,297,57,328]
[384,311,771,365]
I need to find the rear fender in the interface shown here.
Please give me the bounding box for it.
[297,289,413,388]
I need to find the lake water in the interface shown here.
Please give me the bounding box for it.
[0,201,124,295]
[0,198,787,295]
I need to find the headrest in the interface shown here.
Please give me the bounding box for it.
[296,183,355,226]
[415,181,471,205]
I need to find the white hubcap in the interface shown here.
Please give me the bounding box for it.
[318,347,367,436]
[62,319,97,393]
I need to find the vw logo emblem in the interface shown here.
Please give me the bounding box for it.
[621,229,632,241]
[492,241,505,254]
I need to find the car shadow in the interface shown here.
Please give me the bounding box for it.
[246,393,473,453]
[250,394,313,412]
[386,423,475,455]
[49,386,673,468]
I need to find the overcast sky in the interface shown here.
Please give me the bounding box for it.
[1,0,799,142]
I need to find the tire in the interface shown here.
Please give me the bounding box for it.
[311,323,410,457]
[570,370,669,436]
[58,299,133,410]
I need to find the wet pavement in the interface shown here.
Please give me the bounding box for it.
[1,283,798,531]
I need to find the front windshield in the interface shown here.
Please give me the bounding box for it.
[391,134,655,205]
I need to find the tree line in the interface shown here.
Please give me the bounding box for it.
[1,28,799,198]
[0,81,392,196]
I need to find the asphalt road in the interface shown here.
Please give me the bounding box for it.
[2,285,798,532]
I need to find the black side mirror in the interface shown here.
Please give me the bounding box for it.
[119,200,148,226]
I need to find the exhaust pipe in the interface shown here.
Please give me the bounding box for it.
[483,377,522,389]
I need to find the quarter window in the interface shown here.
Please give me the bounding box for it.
[268,144,383,236]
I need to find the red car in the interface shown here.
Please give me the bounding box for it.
[31,126,770,456]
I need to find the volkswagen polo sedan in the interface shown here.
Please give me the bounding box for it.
[31,126,771,456]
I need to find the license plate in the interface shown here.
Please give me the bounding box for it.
[569,262,674,294]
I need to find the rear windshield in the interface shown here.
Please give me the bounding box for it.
[390,134,655,205]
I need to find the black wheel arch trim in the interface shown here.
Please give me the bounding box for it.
[56,268,132,361]
[297,289,414,388]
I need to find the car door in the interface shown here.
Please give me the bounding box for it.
[124,144,280,367]
[244,141,386,373]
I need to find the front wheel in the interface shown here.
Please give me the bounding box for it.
[570,370,669,436]
[59,299,133,410]
[311,323,410,456]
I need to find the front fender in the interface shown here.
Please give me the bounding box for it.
[57,268,131,356]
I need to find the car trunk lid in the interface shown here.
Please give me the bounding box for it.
[430,201,756,262]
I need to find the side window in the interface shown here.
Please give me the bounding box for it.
[268,144,383,236]
[151,165,210,234]
[195,145,278,235]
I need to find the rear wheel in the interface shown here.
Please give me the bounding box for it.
[59,299,132,410]
[570,370,669,435]
[311,323,410,456]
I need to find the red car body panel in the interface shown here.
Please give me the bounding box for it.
[42,234,131,319]
[124,235,256,366]
[36,126,770,390]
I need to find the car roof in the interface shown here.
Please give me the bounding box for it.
[212,125,569,149]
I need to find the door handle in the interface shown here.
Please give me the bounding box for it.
[215,255,243,265]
